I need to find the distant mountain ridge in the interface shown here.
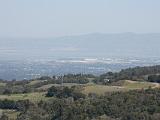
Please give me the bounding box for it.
[0,33,160,60]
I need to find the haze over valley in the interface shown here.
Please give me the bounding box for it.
[1,1,160,119]
[0,33,160,80]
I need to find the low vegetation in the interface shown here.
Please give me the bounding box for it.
[0,65,160,119]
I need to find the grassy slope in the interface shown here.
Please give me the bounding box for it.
[82,80,160,95]
[82,85,125,95]
[0,82,6,87]
[27,80,45,86]
[0,109,20,120]
[37,83,83,90]
[0,92,49,103]
[0,80,159,102]
[123,80,156,89]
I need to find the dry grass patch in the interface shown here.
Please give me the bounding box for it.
[28,80,45,86]
[0,92,49,103]
[0,109,20,120]
[82,80,160,95]
[82,85,125,95]
[123,80,157,89]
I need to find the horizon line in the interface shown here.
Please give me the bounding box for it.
[1,32,160,39]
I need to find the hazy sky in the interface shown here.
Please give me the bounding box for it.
[0,0,160,38]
